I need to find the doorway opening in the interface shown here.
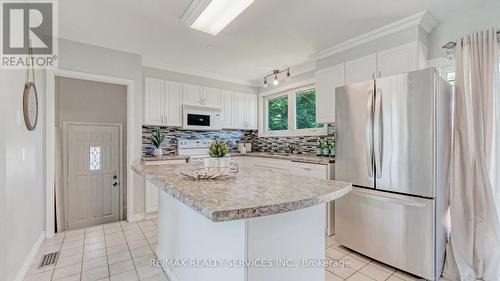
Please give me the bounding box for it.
[55,77,128,232]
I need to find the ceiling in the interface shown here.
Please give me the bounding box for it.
[59,0,494,85]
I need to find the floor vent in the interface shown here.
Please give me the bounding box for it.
[39,252,59,268]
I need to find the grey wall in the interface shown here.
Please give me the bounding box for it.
[143,67,258,94]
[428,2,500,59]
[58,38,143,216]
[55,77,128,231]
[0,68,46,281]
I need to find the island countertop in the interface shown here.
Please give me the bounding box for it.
[131,160,351,222]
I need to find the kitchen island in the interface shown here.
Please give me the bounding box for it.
[131,158,351,281]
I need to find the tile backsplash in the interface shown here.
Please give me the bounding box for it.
[142,124,335,156]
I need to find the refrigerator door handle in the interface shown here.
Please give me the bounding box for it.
[366,90,374,178]
[374,88,383,179]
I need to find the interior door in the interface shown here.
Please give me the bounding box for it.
[66,124,120,230]
[335,80,375,188]
[374,70,435,197]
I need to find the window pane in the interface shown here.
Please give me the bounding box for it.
[89,146,101,170]
[446,72,456,85]
[296,89,324,129]
[267,95,288,131]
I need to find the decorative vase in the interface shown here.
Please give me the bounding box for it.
[330,147,336,157]
[316,148,322,156]
[153,148,163,157]
[203,157,231,168]
[322,148,330,157]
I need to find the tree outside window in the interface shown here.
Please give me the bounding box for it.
[296,89,323,129]
[267,95,288,131]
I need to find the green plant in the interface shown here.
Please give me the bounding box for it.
[316,140,322,149]
[208,140,230,158]
[151,129,166,149]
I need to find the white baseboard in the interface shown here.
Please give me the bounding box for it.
[144,212,158,220]
[14,231,45,281]
[127,213,145,222]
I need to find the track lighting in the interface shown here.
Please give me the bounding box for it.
[263,68,290,87]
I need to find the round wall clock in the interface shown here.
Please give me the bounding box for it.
[23,82,38,131]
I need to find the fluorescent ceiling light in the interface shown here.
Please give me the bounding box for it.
[181,0,255,36]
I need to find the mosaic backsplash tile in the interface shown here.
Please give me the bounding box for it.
[142,124,335,156]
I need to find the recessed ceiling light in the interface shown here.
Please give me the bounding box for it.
[181,0,255,36]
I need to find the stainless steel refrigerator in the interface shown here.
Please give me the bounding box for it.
[334,68,452,280]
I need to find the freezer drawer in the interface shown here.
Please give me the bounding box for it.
[335,187,436,280]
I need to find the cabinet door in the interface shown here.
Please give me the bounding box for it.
[245,94,257,130]
[234,93,247,129]
[377,43,417,78]
[164,81,183,126]
[144,78,164,125]
[222,90,234,129]
[345,54,377,84]
[315,63,345,123]
[183,84,203,106]
[204,87,222,107]
[145,181,159,213]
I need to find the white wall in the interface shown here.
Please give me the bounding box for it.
[0,68,46,281]
[428,1,500,59]
[0,70,7,281]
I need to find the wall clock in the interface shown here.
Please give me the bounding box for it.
[23,81,38,131]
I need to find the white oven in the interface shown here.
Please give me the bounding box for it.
[182,105,222,131]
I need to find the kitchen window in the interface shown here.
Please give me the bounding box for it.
[262,86,326,137]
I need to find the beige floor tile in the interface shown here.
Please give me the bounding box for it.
[359,263,393,281]
[86,236,105,245]
[54,273,81,281]
[136,264,162,280]
[84,249,106,261]
[326,246,350,260]
[109,259,135,276]
[108,250,132,265]
[85,241,106,251]
[392,271,424,281]
[52,263,82,280]
[64,234,85,243]
[346,272,376,281]
[106,238,127,248]
[81,265,109,281]
[107,243,129,255]
[23,270,53,281]
[326,270,344,281]
[327,262,357,280]
[132,253,156,268]
[131,246,153,258]
[83,256,108,271]
[387,276,406,281]
[56,252,83,268]
[110,269,139,281]
[340,255,369,271]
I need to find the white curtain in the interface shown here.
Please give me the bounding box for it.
[443,29,500,281]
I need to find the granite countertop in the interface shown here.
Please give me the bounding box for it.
[131,161,351,222]
[231,152,335,165]
[142,154,189,162]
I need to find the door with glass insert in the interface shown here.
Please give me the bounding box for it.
[65,124,120,230]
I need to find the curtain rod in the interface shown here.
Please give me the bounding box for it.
[442,30,500,49]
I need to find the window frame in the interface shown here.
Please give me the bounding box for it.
[261,84,327,137]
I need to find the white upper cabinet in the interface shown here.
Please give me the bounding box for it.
[377,43,418,78]
[222,90,235,129]
[315,63,345,123]
[182,84,205,106]
[144,77,164,126]
[345,54,377,84]
[203,87,222,107]
[164,81,183,126]
[245,94,258,130]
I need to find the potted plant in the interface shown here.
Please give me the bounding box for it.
[322,141,330,156]
[151,129,166,157]
[205,139,231,167]
[329,141,336,157]
[315,140,323,156]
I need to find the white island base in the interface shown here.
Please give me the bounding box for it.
[157,192,326,281]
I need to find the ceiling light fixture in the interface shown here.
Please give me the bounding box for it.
[263,68,290,88]
[181,0,255,36]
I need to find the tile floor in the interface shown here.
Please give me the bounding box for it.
[24,219,424,281]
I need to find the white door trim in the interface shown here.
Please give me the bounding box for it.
[46,69,135,238]
[62,121,124,230]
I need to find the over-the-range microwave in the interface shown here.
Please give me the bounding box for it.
[182,105,223,131]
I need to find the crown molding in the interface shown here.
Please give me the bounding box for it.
[315,10,438,60]
[142,56,260,87]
